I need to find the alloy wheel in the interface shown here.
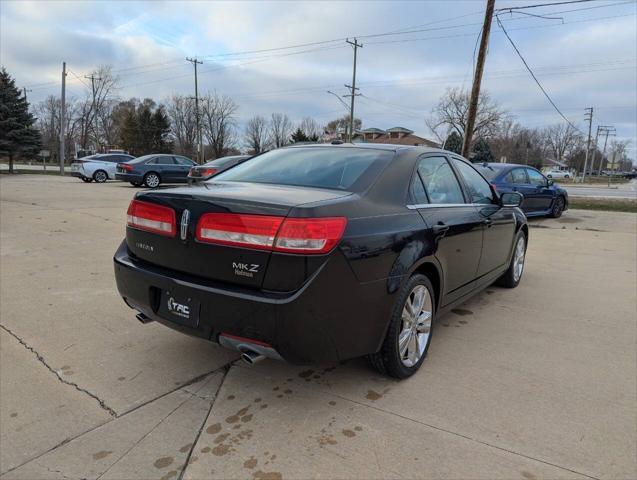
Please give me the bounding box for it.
[398,285,433,367]
[94,171,107,183]
[145,174,160,188]
[513,235,526,282]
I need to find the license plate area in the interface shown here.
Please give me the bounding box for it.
[155,288,200,328]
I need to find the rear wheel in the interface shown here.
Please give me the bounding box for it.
[144,172,160,188]
[93,170,108,183]
[549,195,565,218]
[496,231,527,288]
[369,274,434,379]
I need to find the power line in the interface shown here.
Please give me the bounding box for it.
[495,14,583,133]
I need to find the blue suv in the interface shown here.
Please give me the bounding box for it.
[474,163,568,218]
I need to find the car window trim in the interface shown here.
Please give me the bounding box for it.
[450,157,497,205]
[414,153,469,206]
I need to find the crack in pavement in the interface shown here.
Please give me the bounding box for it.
[178,365,231,480]
[0,323,118,417]
[1,357,239,477]
[94,370,226,480]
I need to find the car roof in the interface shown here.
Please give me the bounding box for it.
[283,142,448,155]
[480,162,537,169]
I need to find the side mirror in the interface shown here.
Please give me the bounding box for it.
[547,179,554,186]
[500,191,523,207]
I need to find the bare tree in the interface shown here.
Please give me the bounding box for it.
[166,94,197,158]
[269,112,293,148]
[75,65,119,150]
[244,115,270,154]
[201,92,239,159]
[541,123,582,161]
[426,87,506,144]
[35,95,82,162]
[299,116,322,141]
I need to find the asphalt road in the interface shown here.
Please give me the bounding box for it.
[563,179,637,199]
[1,175,636,479]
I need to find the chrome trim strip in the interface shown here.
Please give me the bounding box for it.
[406,203,492,209]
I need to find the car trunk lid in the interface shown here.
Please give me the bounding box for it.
[126,181,351,289]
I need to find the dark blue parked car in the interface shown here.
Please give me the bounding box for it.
[474,163,568,218]
[115,154,196,188]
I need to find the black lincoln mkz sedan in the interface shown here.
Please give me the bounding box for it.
[114,144,527,378]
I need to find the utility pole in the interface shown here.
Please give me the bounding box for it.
[84,73,102,153]
[345,38,362,142]
[186,57,203,163]
[59,62,66,176]
[22,87,32,104]
[581,107,593,183]
[598,126,615,176]
[462,0,496,158]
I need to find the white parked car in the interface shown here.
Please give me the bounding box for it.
[71,153,135,183]
[544,169,571,179]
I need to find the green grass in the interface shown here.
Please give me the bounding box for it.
[569,197,637,213]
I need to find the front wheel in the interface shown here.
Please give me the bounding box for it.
[496,231,527,288]
[144,172,160,188]
[548,195,565,218]
[369,274,434,379]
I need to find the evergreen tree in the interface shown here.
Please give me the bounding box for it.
[0,68,41,173]
[151,107,172,153]
[291,127,309,143]
[119,109,138,154]
[471,137,495,163]
[444,131,462,154]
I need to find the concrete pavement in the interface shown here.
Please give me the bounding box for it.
[1,175,635,479]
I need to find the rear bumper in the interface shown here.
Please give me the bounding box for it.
[71,171,86,179]
[115,173,143,182]
[113,240,395,364]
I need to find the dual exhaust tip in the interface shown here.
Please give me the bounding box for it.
[240,349,265,365]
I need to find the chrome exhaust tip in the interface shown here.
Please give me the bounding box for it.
[241,350,265,365]
[136,312,153,324]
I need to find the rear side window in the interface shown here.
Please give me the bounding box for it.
[452,159,495,205]
[175,157,195,166]
[213,147,393,191]
[417,156,465,204]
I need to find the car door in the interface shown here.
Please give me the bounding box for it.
[525,167,554,212]
[155,156,179,181]
[174,156,196,181]
[500,168,534,213]
[411,155,484,306]
[452,158,516,278]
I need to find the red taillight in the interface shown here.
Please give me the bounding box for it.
[195,214,347,254]
[196,213,283,250]
[274,217,347,254]
[119,163,133,172]
[189,167,218,178]
[126,200,176,236]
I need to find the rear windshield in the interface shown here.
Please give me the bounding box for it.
[128,155,157,164]
[205,156,248,168]
[213,147,393,191]
[473,163,505,180]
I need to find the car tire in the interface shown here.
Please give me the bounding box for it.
[495,231,527,288]
[547,174,552,179]
[93,170,108,183]
[81,177,92,183]
[564,174,570,179]
[144,172,161,188]
[369,274,435,379]
[548,195,565,218]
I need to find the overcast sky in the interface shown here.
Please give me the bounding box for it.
[2,0,636,156]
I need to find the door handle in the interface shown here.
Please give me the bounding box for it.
[432,222,449,237]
